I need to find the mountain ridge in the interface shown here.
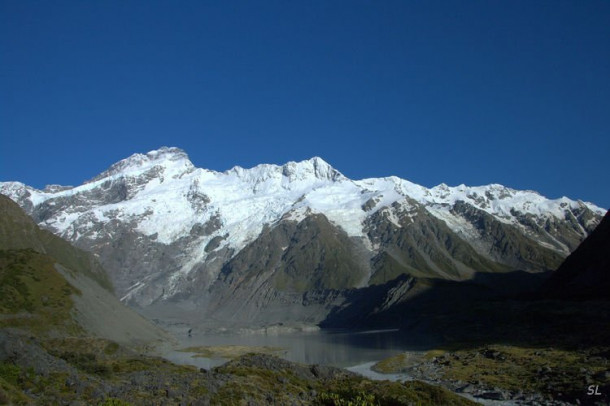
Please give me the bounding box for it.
[0,147,604,327]
[2,147,602,242]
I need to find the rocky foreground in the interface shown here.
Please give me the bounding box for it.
[0,328,478,405]
[373,343,610,406]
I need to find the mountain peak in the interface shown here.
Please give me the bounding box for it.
[281,157,344,182]
[226,156,344,184]
[89,146,194,182]
[146,146,188,159]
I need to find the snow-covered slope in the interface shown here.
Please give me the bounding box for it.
[1,147,605,310]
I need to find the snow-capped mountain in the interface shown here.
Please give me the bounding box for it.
[1,147,604,326]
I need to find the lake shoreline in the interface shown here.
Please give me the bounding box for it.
[157,328,585,405]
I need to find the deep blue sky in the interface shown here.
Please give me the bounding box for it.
[1,1,609,209]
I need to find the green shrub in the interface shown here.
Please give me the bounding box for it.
[318,390,379,406]
[99,398,132,406]
[0,363,20,386]
[104,341,120,355]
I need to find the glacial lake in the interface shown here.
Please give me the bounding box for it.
[162,330,516,405]
[162,329,418,370]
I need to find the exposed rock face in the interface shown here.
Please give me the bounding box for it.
[448,201,565,270]
[365,202,511,284]
[0,147,605,327]
[204,214,369,326]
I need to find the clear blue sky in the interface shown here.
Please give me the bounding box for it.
[1,1,608,209]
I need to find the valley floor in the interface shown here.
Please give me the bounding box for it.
[0,327,477,405]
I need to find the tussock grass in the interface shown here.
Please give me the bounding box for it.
[435,344,609,396]
[374,343,610,403]
[0,249,81,334]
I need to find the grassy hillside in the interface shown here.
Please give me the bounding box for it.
[0,195,113,293]
[0,249,81,334]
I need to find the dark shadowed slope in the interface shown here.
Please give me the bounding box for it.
[541,210,610,299]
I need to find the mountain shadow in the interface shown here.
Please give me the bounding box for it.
[540,210,610,300]
[321,208,610,350]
